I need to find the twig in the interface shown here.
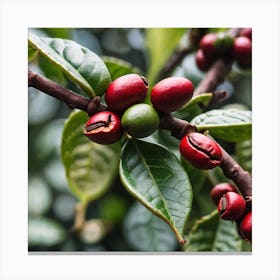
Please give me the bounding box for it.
[28,70,107,115]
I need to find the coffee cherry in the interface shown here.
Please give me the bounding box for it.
[105,74,148,113]
[199,33,217,58]
[195,49,213,71]
[179,132,222,170]
[151,77,194,113]
[239,28,252,40]
[83,111,123,144]
[239,211,252,241]
[121,104,159,138]
[218,192,246,220]
[233,36,252,67]
[213,33,234,55]
[211,183,238,205]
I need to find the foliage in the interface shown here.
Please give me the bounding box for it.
[28,28,252,252]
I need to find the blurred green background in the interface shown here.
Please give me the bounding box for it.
[28,28,251,252]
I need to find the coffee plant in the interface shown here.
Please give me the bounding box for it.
[28,28,252,252]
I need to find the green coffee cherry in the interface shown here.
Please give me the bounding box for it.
[214,33,234,55]
[121,104,160,138]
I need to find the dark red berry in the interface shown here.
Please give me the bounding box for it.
[239,211,252,241]
[239,28,252,40]
[151,77,194,113]
[195,49,213,71]
[218,192,246,220]
[179,132,222,170]
[105,74,148,113]
[211,183,238,205]
[233,36,252,67]
[83,111,123,145]
[199,33,217,58]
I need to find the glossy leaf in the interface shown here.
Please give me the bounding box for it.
[174,93,213,121]
[39,55,67,86]
[236,140,252,173]
[191,109,252,142]
[124,202,177,251]
[183,93,213,109]
[28,45,38,62]
[120,139,192,244]
[185,210,241,252]
[61,110,120,203]
[146,28,187,84]
[28,32,111,97]
[102,56,142,81]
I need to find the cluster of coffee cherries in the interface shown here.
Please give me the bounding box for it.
[211,182,252,242]
[195,28,252,71]
[84,73,224,171]
[83,73,194,143]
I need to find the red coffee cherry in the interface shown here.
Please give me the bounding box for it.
[233,36,252,67]
[199,33,218,58]
[218,192,246,220]
[179,132,222,170]
[239,28,252,40]
[105,74,148,113]
[151,77,194,113]
[195,49,213,71]
[211,183,238,205]
[83,111,123,145]
[239,211,252,241]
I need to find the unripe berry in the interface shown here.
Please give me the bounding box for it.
[83,111,123,145]
[179,132,222,170]
[151,77,194,113]
[239,28,252,40]
[239,211,252,241]
[105,74,148,113]
[218,192,246,220]
[233,36,252,67]
[199,33,217,58]
[195,49,213,71]
[211,183,238,205]
[121,104,159,138]
[213,33,234,55]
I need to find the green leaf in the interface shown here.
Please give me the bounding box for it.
[120,139,192,244]
[41,28,73,39]
[124,202,178,251]
[28,32,111,97]
[236,140,252,173]
[38,55,67,86]
[174,93,213,121]
[102,56,142,81]
[191,109,252,142]
[185,210,241,252]
[28,217,66,247]
[61,110,121,202]
[146,28,187,84]
[28,45,38,62]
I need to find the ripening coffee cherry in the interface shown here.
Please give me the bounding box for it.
[105,74,148,113]
[121,104,159,138]
[233,36,252,67]
[151,77,194,113]
[211,183,238,205]
[199,33,218,58]
[218,192,246,220]
[213,33,234,55]
[239,28,252,40]
[239,211,252,241]
[195,49,213,71]
[83,111,123,144]
[179,132,222,170]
